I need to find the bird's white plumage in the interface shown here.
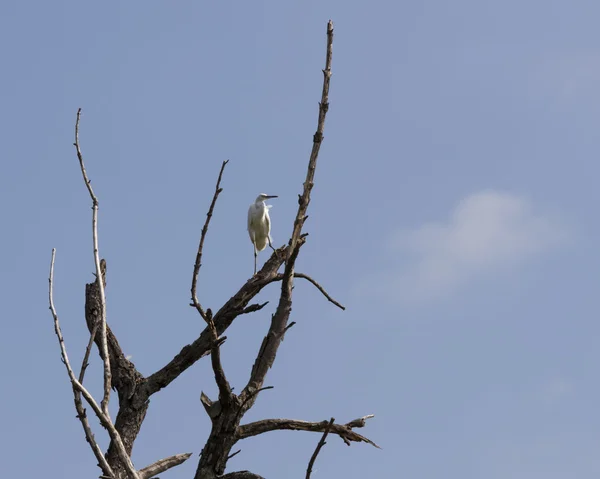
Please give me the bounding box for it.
[248,193,277,274]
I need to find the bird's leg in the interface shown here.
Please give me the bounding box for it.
[253,244,257,275]
[267,236,275,252]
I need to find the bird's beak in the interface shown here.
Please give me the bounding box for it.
[266,195,278,199]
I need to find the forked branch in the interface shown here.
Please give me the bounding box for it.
[145,247,290,396]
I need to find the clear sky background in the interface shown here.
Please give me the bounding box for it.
[2,1,599,478]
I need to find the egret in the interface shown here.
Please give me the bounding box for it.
[248,193,278,275]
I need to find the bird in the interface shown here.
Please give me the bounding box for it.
[248,193,278,275]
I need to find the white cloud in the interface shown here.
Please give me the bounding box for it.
[369,190,569,301]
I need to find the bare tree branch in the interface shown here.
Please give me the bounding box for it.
[233,386,274,428]
[85,278,147,473]
[83,252,147,473]
[288,19,334,256]
[138,452,193,479]
[209,328,234,404]
[270,272,344,310]
[306,417,334,479]
[191,159,229,322]
[227,449,241,460]
[48,249,120,478]
[240,301,269,315]
[78,320,99,383]
[189,161,236,408]
[74,108,112,418]
[237,415,379,448]
[200,391,221,419]
[145,246,293,396]
[239,20,335,412]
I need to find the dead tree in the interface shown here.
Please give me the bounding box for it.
[48,20,378,479]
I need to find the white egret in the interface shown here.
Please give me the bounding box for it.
[248,193,278,275]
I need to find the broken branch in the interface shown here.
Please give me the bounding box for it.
[138,452,192,479]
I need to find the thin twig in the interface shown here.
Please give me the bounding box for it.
[233,386,274,427]
[227,449,242,460]
[79,320,99,383]
[74,108,111,417]
[191,159,229,322]
[282,321,296,341]
[284,321,296,333]
[240,301,269,315]
[306,417,335,479]
[271,273,344,310]
[48,249,115,479]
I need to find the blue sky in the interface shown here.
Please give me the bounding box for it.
[2,1,600,477]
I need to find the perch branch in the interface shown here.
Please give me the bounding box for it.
[145,246,292,396]
[237,415,379,448]
[191,159,228,322]
[138,452,193,479]
[306,417,335,479]
[74,108,112,417]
